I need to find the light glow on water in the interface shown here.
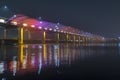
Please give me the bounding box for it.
[0,43,117,79]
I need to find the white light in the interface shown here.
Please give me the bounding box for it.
[102,37,105,40]
[76,40,78,42]
[39,45,42,48]
[23,23,27,27]
[54,29,56,32]
[12,22,17,25]
[49,28,52,31]
[13,15,17,17]
[0,19,5,23]
[31,25,35,28]
[0,62,4,74]
[44,28,48,30]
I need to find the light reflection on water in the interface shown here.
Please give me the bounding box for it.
[0,43,118,79]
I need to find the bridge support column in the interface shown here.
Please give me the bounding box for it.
[85,37,88,43]
[88,37,90,43]
[73,35,76,43]
[79,36,80,44]
[4,29,6,40]
[1,29,7,44]
[57,33,60,43]
[82,36,85,43]
[66,33,69,43]
[28,29,31,40]
[19,28,24,44]
[43,31,46,43]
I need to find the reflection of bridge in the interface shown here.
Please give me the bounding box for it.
[0,44,103,76]
[0,14,105,44]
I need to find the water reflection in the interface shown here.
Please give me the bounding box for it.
[0,43,118,79]
[0,62,4,74]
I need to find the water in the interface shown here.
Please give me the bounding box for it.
[0,43,119,80]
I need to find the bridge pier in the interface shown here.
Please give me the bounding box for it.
[78,36,80,44]
[66,33,69,43]
[19,28,24,44]
[43,31,46,43]
[57,32,60,43]
[73,35,76,43]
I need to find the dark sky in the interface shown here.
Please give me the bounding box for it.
[0,0,119,38]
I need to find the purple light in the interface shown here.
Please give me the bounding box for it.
[40,21,43,24]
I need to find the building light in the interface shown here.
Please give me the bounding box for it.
[0,19,5,23]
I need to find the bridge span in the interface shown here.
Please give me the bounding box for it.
[0,14,105,44]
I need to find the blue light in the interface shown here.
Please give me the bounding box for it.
[118,43,120,47]
[39,45,42,48]
[4,5,7,9]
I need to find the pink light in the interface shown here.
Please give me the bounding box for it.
[49,28,52,31]
[44,28,48,30]
[61,30,63,33]
[38,26,42,29]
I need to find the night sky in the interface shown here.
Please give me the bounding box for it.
[0,0,119,38]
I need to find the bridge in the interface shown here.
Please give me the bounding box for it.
[0,14,105,44]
